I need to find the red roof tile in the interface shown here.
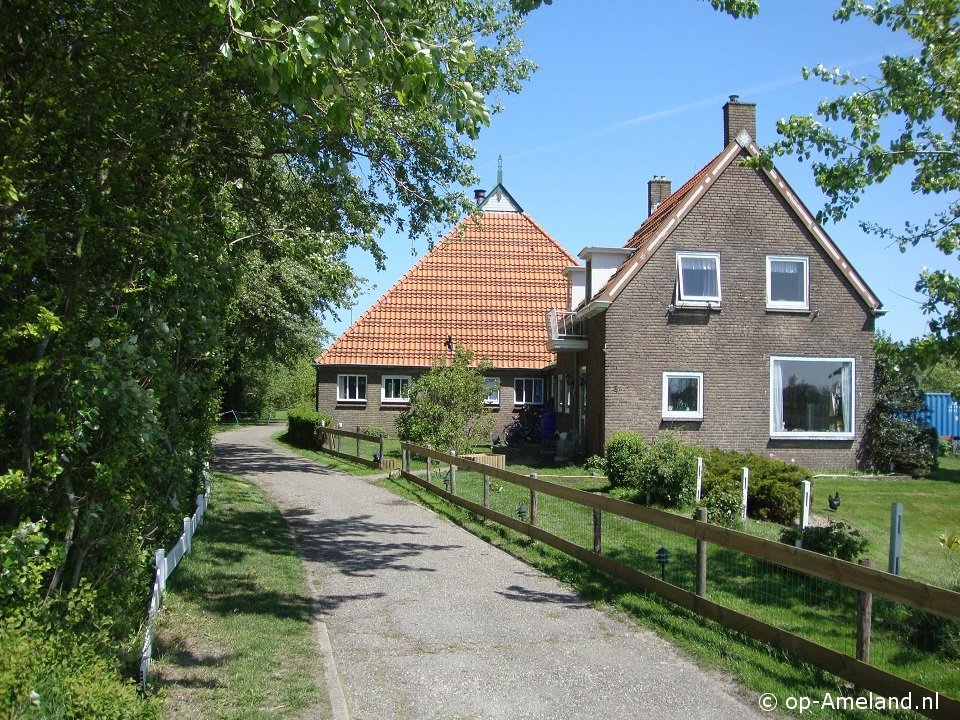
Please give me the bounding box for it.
[317,210,578,368]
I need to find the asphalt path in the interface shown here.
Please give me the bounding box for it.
[214,425,763,720]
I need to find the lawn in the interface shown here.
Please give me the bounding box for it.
[151,472,328,719]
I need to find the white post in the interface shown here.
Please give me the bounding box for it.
[183,517,192,555]
[800,480,811,529]
[155,548,166,593]
[695,457,703,503]
[741,467,749,520]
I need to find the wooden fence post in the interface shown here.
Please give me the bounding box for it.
[402,447,409,473]
[800,480,811,529]
[449,452,457,495]
[857,558,873,666]
[426,445,433,484]
[695,457,703,503]
[530,474,538,527]
[356,425,361,458]
[482,471,489,508]
[696,507,708,598]
[379,435,385,469]
[593,508,602,554]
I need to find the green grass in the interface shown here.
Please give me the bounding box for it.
[152,472,328,719]
[378,466,960,718]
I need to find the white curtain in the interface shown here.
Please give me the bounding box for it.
[680,257,718,298]
[772,361,784,432]
[841,362,853,432]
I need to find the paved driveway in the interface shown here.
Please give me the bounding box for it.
[214,425,763,720]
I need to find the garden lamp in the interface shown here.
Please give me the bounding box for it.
[655,546,670,581]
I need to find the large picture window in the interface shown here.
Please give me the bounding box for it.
[514,377,544,405]
[767,256,809,311]
[676,251,721,305]
[662,372,703,420]
[337,374,367,403]
[770,358,854,439]
[381,375,410,403]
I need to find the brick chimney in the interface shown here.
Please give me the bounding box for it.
[723,95,756,147]
[647,176,672,216]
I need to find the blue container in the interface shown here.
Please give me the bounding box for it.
[911,392,960,438]
[540,408,556,442]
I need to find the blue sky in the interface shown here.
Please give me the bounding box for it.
[326,0,951,344]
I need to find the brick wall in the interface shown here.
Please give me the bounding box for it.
[599,156,876,469]
[315,364,549,441]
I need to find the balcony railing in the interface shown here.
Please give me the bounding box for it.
[545,309,588,351]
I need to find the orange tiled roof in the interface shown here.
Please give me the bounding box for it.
[317,211,578,369]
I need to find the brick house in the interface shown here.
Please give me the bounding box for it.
[315,184,578,437]
[544,98,883,468]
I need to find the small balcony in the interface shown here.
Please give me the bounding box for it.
[545,309,588,352]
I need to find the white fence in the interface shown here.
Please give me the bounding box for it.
[139,470,211,690]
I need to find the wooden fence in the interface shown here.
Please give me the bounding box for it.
[139,471,211,691]
[317,424,388,469]
[400,442,960,720]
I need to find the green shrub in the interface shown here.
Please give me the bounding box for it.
[638,431,698,508]
[604,432,646,489]
[699,483,743,528]
[703,448,808,524]
[287,408,334,448]
[938,437,954,457]
[900,591,960,659]
[361,426,387,438]
[863,411,938,477]
[583,454,606,475]
[779,520,869,561]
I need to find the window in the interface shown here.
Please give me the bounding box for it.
[381,375,411,403]
[554,374,571,414]
[676,252,721,305]
[770,357,854,439]
[483,377,500,405]
[337,374,367,403]
[514,377,544,405]
[662,372,704,420]
[767,256,809,310]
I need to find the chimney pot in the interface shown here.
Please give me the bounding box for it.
[474,188,486,202]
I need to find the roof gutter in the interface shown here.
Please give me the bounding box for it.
[576,300,611,322]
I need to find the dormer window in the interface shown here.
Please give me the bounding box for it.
[676,252,721,306]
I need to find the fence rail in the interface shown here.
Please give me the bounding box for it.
[139,471,211,691]
[400,441,960,719]
[316,424,387,469]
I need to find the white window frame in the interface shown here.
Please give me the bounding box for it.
[769,357,855,440]
[766,255,809,311]
[661,372,704,420]
[381,375,411,404]
[483,377,500,406]
[337,374,367,403]
[514,377,544,406]
[676,251,721,307]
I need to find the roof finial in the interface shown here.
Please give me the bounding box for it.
[497,154,503,186]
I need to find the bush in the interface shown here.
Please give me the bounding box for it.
[703,448,808,524]
[583,454,606,475]
[638,432,698,508]
[901,594,960,660]
[699,484,743,528]
[362,426,387,438]
[779,520,869,561]
[287,408,334,448]
[863,411,938,477]
[604,432,646,489]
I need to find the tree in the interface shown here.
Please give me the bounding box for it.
[396,346,495,455]
[862,333,938,475]
[760,0,960,351]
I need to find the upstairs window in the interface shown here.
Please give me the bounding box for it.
[483,377,500,405]
[514,378,544,405]
[767,256,809,311]
[337,374,367,403]
[381,375,411,404]
[770,357,854,439]
[676,252,721,305]
[662,372,704,420]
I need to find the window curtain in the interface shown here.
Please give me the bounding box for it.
[681,257,718,298]
[841,362,852,432]
[771,260,803,301]
[772,361,784,432]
